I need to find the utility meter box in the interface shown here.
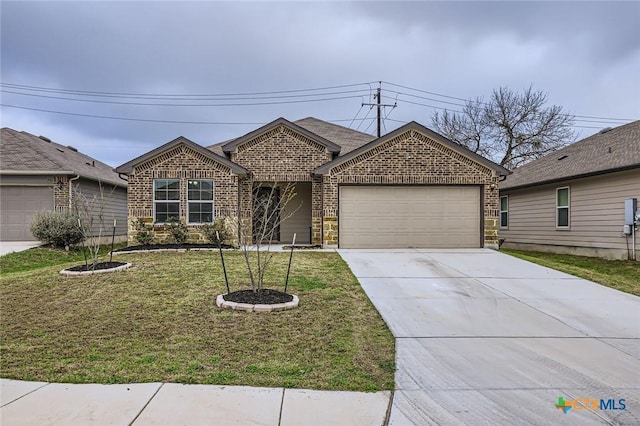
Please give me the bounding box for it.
[625,198,638,225]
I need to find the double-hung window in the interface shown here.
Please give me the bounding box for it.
[188,180,214,223]
[556,187,570,228]
[154,179,180,223]
[500,196,508,228]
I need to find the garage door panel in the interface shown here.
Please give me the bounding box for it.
[339,186,480,249]
[1,186,54,241]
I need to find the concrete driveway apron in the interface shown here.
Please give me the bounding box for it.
[338,249,640,425]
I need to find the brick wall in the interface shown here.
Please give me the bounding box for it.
[230,125,332,244]
[126,144,239,245]
[321,129,500,248]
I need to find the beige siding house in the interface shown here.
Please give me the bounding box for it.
[499,121,640,260]
[116,117,510,248]
[0,128,128,244]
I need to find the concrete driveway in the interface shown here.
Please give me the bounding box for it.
[338,249,640,425]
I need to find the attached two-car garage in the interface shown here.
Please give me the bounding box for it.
[339,185,481,249]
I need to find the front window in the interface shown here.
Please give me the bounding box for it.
[154,179,180,223]
[556,187,570,228]
[500,196,508,228]
[188,179,214,223]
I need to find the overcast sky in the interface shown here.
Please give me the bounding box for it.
[1,1,639,167]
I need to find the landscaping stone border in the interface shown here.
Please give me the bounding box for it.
[216,294,299,312]
[60,263,132,276]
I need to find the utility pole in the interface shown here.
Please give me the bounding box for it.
[362,82,396,137]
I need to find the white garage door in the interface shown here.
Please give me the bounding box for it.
[0,186,54,241]
[339,186,481,248]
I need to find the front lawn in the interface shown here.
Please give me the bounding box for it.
[503,249,640,297]
[0,250,395,391]
[0,243,127,275]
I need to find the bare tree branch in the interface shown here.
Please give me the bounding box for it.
[432,85,576,169]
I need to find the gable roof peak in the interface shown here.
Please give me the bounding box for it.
[115,135,247,175]
[220,117,342,153]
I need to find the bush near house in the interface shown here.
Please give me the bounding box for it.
[30,210,84,248]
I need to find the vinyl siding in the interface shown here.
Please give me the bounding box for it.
[500,168,640,258]
[75,179,128,237]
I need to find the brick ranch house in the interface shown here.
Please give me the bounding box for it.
[115,117,510,248]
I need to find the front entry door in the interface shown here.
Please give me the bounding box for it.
[253,187,280,243]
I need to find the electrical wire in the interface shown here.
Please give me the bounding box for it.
[0,81,378,100]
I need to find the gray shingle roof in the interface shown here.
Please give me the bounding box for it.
[206,117,376,156]
[500,120,640,190]
[1,128,126,187]
[293,117,376,155]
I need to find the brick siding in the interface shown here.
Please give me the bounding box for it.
[230,124,332,244]
[126,144,239,245]
[321,129,500,248]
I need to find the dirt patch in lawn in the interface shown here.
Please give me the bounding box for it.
[224,289,293,304]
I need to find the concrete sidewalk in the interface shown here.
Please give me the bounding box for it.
[0,379,391,425]
[0,244,379,425]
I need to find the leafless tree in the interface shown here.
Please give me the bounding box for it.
[432,86,576,169]
[238,182,299,292]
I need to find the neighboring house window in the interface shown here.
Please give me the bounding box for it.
[188,179,214,223]
[500,196,508,228]
[556,187,570,228]
[154,179,180,223]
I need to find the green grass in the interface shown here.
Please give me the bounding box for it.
[0,243,127,275]
[503,249,640,297]
[0,250,395,391]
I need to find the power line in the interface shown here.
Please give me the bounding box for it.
[1,89,371,107]
[0,81,377,100]
[381,81,636,122]
[0,104,266,125]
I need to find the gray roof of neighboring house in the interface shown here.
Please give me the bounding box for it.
[0,127,127,187]
[314,121,511,176]
[206,117,376,156]
[114,136,248,176]
[500,120,640,191]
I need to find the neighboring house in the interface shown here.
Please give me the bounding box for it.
[115,117,510,248]
[499,120,640,260]
[0,128,128,243]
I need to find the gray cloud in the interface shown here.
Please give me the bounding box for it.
[1,1,638,166]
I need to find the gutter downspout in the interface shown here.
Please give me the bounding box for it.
[68,175,80,210]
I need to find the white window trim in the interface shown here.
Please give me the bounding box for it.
[500,195,509,229]
[556,186,570,229]
[153,178,181,224]
[187,179,215,225]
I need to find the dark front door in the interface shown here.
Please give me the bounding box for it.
[253,187,280,243]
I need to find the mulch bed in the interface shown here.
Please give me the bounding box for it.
[114,243,234,252]
[223,289,293,304]
[65,261,128,272]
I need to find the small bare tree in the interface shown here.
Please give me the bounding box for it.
[238,182,300,292]
[71,181,118,271]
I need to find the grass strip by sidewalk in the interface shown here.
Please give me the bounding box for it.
[503,249,640,297]
[0,250,395,391]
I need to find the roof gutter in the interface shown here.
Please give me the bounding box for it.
[0,170,75,175]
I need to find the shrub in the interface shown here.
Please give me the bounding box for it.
[133,218,155,245]
[30,210,84,247]
[201,218,230,244]
[166,218,188,244]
